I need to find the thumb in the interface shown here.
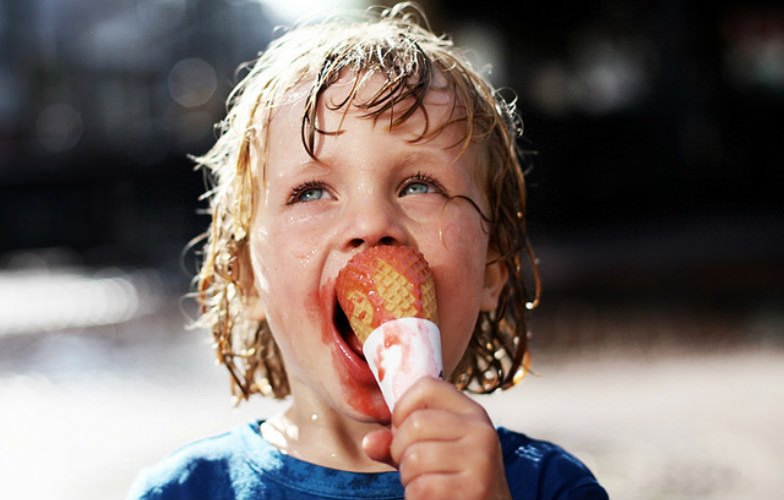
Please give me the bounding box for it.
[362,430,396,468]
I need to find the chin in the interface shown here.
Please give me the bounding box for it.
[333,380,391,424]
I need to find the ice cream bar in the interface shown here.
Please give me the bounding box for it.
[336,245,443,409]
[336,245,438,342]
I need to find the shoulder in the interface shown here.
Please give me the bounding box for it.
[127,422,273,500]
[128,420,404,500]
[496,427,609,500]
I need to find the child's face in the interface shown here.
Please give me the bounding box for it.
[245,73,507,422]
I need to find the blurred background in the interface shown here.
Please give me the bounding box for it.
[1,0,782,498]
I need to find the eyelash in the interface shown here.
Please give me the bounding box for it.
[287,180,326,205]
[401,172,445,196]
[287,172,444,204]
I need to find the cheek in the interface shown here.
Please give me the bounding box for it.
[428,211,489,374]
[438,208,489,277]
[249,230,323,336]
[251,211,324,287]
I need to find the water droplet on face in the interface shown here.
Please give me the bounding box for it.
[311,413,319,421]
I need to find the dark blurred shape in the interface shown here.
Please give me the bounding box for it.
[437,0,784,227]
[0,0,275,266]
[723,6,784,90]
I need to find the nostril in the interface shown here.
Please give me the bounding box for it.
[348,236,398,249]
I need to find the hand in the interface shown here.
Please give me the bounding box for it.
[363,377,512,500]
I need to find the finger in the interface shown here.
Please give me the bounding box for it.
[362,430,396,468]
[392,377,487,429]
[397,440,470,487]
[389,408,467,465]
[394,423,503,484]
[404,467,511,500]
[404,472,465,500]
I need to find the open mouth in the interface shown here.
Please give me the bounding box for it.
[334,301,365,359]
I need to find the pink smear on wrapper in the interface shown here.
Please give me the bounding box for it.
[362,317,443,411]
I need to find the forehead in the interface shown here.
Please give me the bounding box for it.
[265,69,469,155]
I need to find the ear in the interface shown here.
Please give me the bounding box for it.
[237,245,266,321]
[480,252,508,312]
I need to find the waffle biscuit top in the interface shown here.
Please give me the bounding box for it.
[336,245,438,342]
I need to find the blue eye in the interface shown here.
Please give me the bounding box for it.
[298,187,324,201]
[289,182,328,204]
[401,182,431,195]
[400,173,443,197]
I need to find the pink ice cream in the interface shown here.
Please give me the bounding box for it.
[336,245,443,410]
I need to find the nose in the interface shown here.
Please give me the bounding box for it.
[342,196,408,250]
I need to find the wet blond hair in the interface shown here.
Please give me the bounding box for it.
[193,2,540,402]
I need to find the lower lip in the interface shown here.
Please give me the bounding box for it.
[318,284,389,420]
[333,334,376,384]
[331,329,390,421]
[318,284,375,384]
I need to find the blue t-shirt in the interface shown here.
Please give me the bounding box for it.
[129,421,607,500]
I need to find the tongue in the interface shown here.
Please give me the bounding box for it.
[345,331,364,358]
[335,305,365,358]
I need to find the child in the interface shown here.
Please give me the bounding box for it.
[129,3,607,499]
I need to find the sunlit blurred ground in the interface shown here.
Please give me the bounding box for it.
[1,265,782,499]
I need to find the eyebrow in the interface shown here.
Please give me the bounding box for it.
[395,144,465,169]
[289,157,332,174]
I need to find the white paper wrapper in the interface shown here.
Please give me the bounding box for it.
[362,317,443,411]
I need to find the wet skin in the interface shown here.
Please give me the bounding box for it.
[243,73,511,497]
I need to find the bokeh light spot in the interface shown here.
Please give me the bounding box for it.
[167,58,217,108]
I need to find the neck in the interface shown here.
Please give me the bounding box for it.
[260,380,393,472]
